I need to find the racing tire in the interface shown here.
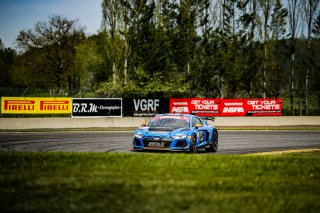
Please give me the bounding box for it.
[189,135,197,154]
[205,130,218,152]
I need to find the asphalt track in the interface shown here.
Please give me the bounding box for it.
[0,130,320,154]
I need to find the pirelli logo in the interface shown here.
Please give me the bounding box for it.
[1,97,72,114]
[40,100,70,111]
[4,100,36,111]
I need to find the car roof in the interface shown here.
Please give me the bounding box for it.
[157,113,194,118]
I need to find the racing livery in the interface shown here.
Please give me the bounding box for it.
[133,114,218,153]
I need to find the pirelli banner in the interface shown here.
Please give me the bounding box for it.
[170,98,282,116]
[1,97,72,114]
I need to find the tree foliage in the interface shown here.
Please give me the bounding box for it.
[14,15,85,94]
[1,0,319,114]
[0,39,16,87]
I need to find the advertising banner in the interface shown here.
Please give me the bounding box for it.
[220,99,246,116]
[170,98,220,116]
[72,98,122,117]
[220,99,282,116]
[245,99,282,116]
[123,98,169,116]
[1,97,72,114]
[170,98,282,116]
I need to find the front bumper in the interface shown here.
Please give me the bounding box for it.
[133,137,190,151]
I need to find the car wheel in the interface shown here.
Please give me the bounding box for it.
[205,130,218,152]
[189,135,197,154]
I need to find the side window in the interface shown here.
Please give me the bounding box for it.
[192,118,196,127]
[192,117,203,127]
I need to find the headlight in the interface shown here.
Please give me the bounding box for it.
[172,134,187,140]
[134,132,144,139]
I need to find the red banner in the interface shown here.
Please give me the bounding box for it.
[220,99,246,116]
[245,99,282,116]
[170,98,282,116]
[170,98,220,116]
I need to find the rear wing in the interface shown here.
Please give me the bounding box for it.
[199,116,215,123]
[189,112,215,123]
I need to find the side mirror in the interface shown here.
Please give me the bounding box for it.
[195,123,203,128]
[141,121,147,126]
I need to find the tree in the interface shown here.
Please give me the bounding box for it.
[215,0,234,99]
[226,0,242,98]
[269,0,288,97]
[302,0,320,115]
[74,35,104,90]
[120,0,131,85]
[312,14,320,114]
[194,0,217,97]
[16,15,85,94]
[258,0,273,98]
[175,0,200,97]
[238,0,261,97]
[312,13,320,36]
[287,0,302,115]
[102,0,123,84]
[0,38,16,87]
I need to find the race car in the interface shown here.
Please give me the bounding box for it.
[133,114,218,153]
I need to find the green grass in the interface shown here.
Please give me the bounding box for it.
[0,151,319,213]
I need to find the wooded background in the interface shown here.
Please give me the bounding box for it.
[0,0,320,115]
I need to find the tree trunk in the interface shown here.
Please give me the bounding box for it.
[187,62,190,97]
[220,74,224,99]
[124,57,128,85]
[305,38,310,115]
[303,0,320,115]
[290,53,295,115]
[123,2,129,85]
[262,0,270,99]
[112,62,116,84]
[220,0,225,99]
[263,44,267,99]
[287,0,299,115]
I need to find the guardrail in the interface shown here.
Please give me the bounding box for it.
[0,117,319,130]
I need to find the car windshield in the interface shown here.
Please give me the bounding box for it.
[148,117,189,128]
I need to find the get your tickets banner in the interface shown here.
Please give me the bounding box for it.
[220,99,282,116]
[1,97,72,114]
[170,98,221,116]
[170,98,282,116]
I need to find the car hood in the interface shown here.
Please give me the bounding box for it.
[139,127,190,136]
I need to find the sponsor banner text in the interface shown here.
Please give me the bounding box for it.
[72,98,122,117]
[1,97,72,114]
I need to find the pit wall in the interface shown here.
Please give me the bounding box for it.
[0,116,319,130]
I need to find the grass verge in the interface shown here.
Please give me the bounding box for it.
[0,151,319,213]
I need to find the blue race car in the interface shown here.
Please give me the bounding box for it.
[133,114,218,153]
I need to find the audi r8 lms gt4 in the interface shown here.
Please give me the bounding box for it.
[133,114,218,153]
